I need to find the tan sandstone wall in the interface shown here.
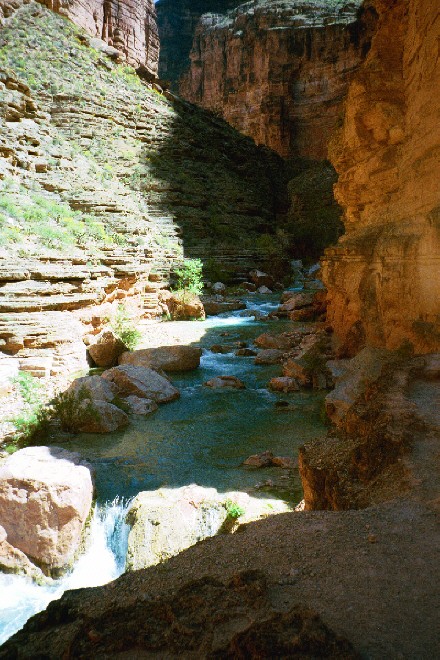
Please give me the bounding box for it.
[322,0,440,355]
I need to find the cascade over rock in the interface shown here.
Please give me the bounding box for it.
[322,0,440,355]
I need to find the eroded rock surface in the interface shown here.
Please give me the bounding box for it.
[119,345,202,372]
[126,485,290,571]
[0,446,93,575]
[180,0,370,160]
[0,3,287,374]
[322,0,440,355]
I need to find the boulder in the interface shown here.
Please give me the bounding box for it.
[211,282,226,294]
[257,286,272,294]
[243,451,274,468]
[202,299,246,315]
[124,395,158,416]
[241,282,256,292]
[0,525,49,584]
[268,377,300,392]
[87,330,126,368]
[204,375,246,389]
[254,333,293,350]
[102,365,180,403]
[210,344,234,354]
[166,292,205,320]
[126,485,290,571]
[65,375,118,403]
[71,399,129,433]
[249,270,274,288]
[243,451,296,469]
[119,345,202,372]
[0,447,93,576]
[235,348,258,357]
[254,349,284,365]
[277,291,315,315]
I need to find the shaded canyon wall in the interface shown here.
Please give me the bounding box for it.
[322,0,440,355]
[179,0,371,160]
[156,0,240,87]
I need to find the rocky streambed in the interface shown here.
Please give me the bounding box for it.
[0,288,329,644]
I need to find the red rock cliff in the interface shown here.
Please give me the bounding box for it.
[180,0,371,160]
[322,0,440,355]
[0,0,159,74]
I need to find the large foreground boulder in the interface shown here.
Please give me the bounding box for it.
[102,365,180,403]
[87,330,126,368]
[0,570,358,658]
[126,485,290,571]
[119,345,202,372]
[0,447,93,576]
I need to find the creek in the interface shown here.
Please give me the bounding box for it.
[0,293,327,644]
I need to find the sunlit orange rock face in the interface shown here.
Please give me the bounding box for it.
[40,0,159,74]
[322,0,440,355]
[180,0,369,160]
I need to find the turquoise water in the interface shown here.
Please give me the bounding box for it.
[0,294,327,644]
[59,295,327,504]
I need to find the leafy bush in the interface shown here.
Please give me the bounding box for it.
[9,372,51,446]
[174,259,203,296]
[111,304,142,350]
[225,500,245,520]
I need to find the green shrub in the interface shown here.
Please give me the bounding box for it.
[173,259,203,296]
[224,500,245,520]
[111,304,142,350]
[9,372,51,445]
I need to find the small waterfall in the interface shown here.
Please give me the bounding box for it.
[0,498,131,646]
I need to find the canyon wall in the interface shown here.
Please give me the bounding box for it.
[322,0,440,355]
[0,0,159,74]
[156,0,240,86]
[0,2,286,376]
[179,0,371,160]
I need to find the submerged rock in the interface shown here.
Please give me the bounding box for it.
[119,345,202,372]
[204,375,246,389]
[268,376,300,392]
[0,447,93,576]
[102,365,180,403]
[255,349,284,365]
[123,395,158,416]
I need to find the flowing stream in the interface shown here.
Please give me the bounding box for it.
[0,293,327,644]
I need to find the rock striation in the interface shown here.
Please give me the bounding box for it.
[322,0,440,355]
[1,0,160,75]
[180,0,371,160]
[0,2,286,375]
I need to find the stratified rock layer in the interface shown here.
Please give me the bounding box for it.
[0,0,160,74]
[322,0,440,355]
[180,0,369,159]
[0,2,286,374]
